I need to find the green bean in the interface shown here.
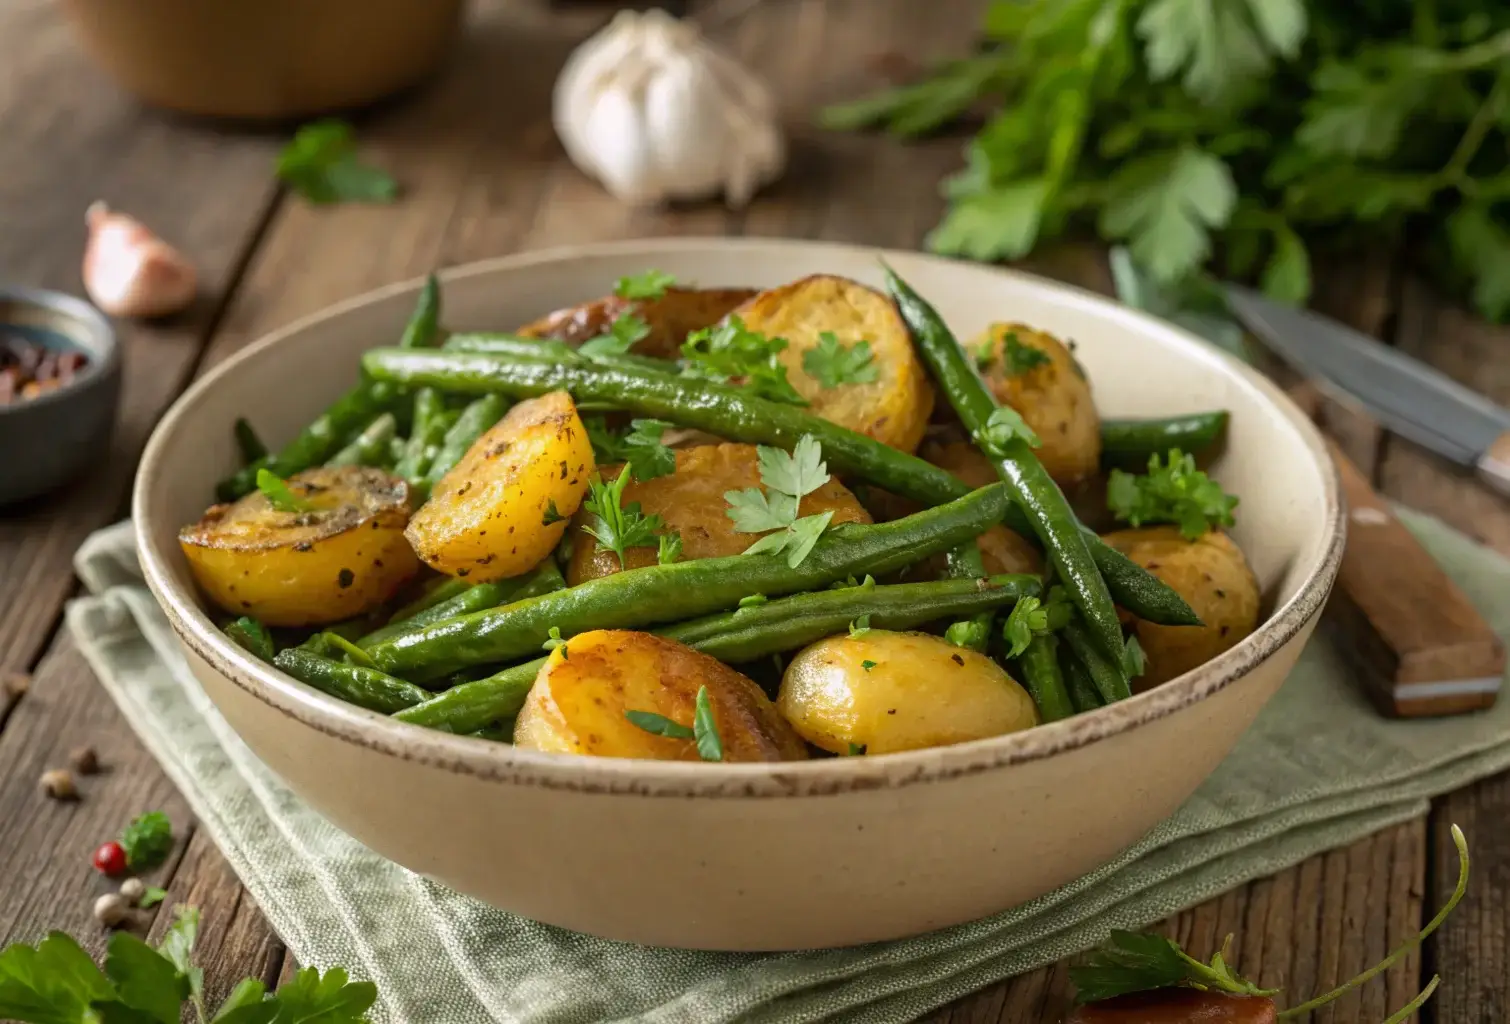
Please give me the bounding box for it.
[420,394,509,496]
[360,347,1199,627]
[358,560,567,648]
[234,418,267,465]
[884,265,1124,664]
[447,333,680,377]
[394,572,1041,734]
[941,543,993,652]
[368,483,1013,679]
[1061,617,1132,704]
[1100,412,1228,468]
[327,412,399,468]
[393,388,447,482]
[400,273,443,350]
[273,648,432,714]
[1061,649,1105,714]
[388,577,474,625]
[1016,633,1074,723]
[225,617,275,663]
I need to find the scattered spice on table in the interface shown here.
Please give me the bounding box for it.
[38,768,77,801]
[0,333,87,405]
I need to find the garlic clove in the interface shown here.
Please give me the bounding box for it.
[82,202,197,320]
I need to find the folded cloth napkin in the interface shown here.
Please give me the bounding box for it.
[66,509,1510,1024]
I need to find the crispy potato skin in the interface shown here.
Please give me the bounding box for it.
[513,630,808,761]
[406,391,593,582]
[778,630,1039,755]
[970,323,1100,487]
[179,466,419,627]
[919,438,1044,576]
[515,287,758,359]
[566,443,872,585]
[733,275,935,452]
[1102,526,1261,688]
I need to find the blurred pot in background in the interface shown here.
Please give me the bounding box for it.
[60,0,468,121]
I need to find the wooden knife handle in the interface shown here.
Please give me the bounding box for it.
[1325,440,1504,717]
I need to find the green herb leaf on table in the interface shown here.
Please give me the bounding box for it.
[542,500,567,527]
[578,313,652,359]
[1107,449,1238,539]
[120,812,173,872]
[583,471,668,569]
[139,888,168,910]
[1099,147,1237,285]
[657,532,682,565]
[693,686,723,762]
[255,468,314,514]
[682,316,808,406]
[276,120,398,206]
[801,332,878,388]
[614,269,678,300]
[1070,930,1277,1005]
[973,406,1042,457]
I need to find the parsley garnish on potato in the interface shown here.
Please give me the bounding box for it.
[583,471,669,569]
[1107,448,1238,539]
[682,316,808,406]
[725,436,836,568]
[801,332,878,388]
[624,685,724,761]
[614,269,678,300]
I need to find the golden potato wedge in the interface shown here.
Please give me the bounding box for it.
[920,438,1044,576]
[969,323,1100,487]
[566,443,872,585]
[515,286,758,359]
[778,630,1038,755]
[1102,526,1261,689]
[179,466,419,628]
[732,275,935,452]
[513,630,808,761]
[407,391,593,582]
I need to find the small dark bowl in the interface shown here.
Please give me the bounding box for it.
[0,287,120,506]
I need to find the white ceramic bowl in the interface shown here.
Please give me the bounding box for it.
[134,239,1343,951]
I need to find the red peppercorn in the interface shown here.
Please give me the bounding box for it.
[92,840,127,877]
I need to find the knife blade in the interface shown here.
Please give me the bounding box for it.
[1224,284,1510,496]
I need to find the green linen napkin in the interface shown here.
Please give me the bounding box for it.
[65,508,1510,1024]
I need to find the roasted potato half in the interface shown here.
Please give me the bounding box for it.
[407,390,593,582]
[515,286,758,359]
[969,323,1100,487]
[919,438,1044,577]
[734,275,935,452]
[179,466,419,628]
[566,442,872,585]
[778,631,1039,755]
[513,630,808,761]
[1102,526,1261,688]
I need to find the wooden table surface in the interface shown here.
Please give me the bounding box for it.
[2,1,1507,1021]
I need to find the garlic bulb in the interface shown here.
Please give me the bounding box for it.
[82,202,197,319]
[554,10,785,208]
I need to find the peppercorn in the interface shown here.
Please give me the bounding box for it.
[118,877,146,903]
[93,892,130,928]
[69,746,100,775]
[39,768,77,800]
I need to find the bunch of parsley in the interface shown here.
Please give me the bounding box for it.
[823,1,1510,321]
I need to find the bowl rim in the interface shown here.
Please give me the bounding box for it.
[0,284,119,416]
[132,237,1345,799]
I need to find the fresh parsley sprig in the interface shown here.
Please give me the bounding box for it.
[1107,449,1238,540]
[1071,825,1471,1022]
[578,313,651,358]
[276,119,398,206]
[1001,588,1071,659]
[624,685,723,761]
[682,316,808,406]
[615,269,678,300]
[725,436,837,568]
[120,811,173,872]
[584,417,677,483]
[999,331,1050,376]
[973,406,1042,458]
[583,471,668,569]
[801,332,878,388]
[255,468,314,514]
[0,906,378,1024]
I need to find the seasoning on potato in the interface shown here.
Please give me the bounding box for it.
[178,465,419,627]
[733,274,935,452]
[970,322,1100,487]
[1102,527,1260,688]
[407,390,594,582]
[513,630,808,761]
[778,630,1039,755]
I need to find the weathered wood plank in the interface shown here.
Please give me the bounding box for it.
[0,0,282,674]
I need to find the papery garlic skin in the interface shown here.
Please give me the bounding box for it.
[82,202,197,319]
[554,10,785,208]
